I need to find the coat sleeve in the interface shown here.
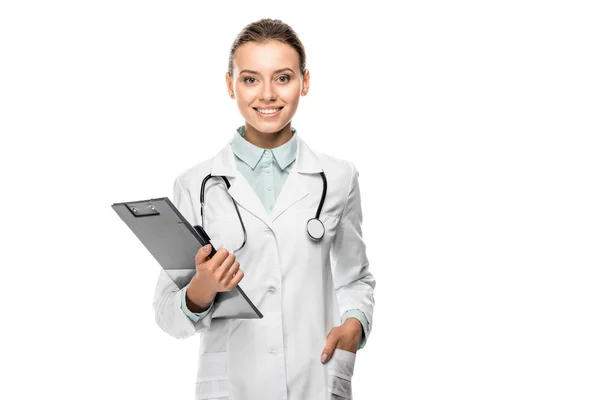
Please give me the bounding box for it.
[151,176,217,339]
[181,285,215,322]
[330,161,376,345]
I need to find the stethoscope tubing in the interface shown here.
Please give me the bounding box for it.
[200,171,327,252]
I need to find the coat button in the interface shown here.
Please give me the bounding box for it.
[269,349,277,355]
[267,286,276,294]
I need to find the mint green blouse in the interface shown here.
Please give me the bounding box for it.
[181,126,369,350]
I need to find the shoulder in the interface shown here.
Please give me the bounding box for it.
[304,140,359,191]
[317,151,357,175]
[173,156,216,189]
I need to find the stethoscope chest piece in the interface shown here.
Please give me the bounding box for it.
[306,217,325,241]
[202,170,328,248]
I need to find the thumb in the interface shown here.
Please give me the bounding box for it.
[321,335,338,364]
[195,243,212,264]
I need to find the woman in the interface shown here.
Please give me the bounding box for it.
[153,18,376,400]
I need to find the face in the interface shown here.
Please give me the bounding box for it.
[226,40,310,137]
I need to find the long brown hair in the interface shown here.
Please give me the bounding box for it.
[228,18,306,77]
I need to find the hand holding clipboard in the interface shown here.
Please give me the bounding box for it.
[112,197,262,319]
[184,238,245,314]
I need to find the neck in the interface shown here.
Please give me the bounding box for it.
[244,123,293,149]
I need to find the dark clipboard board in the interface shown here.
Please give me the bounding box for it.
[112,197,262,319]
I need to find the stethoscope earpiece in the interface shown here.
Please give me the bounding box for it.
[306,217,325,241]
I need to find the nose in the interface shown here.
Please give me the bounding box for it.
[259,81,277,101]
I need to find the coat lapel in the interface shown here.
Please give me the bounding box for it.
[269,137,323,222]
[210,136,323,230]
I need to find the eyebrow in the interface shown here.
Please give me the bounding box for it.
[239,68,295,76]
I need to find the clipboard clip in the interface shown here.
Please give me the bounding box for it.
[125,200,160,217]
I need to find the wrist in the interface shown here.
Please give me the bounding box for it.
[186,282,217,313]
[344,318,363,339]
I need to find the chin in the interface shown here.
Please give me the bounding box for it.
[249,121,289,134]
[254,126,283,135]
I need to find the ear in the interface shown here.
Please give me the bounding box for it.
[225,72,234,98]
[301,69,310,96]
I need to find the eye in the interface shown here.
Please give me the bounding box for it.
[277,75,290,83]
[243,77,256,84]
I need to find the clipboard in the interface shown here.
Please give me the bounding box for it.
[112,197,262,320]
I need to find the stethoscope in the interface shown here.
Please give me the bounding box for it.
[200,172,327,253]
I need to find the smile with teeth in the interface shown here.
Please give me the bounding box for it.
[254,107,283,115]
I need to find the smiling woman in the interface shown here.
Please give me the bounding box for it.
[225,22,310,149]
[152,18,376,400]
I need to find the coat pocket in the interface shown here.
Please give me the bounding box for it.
[196,351,230,400]
[326,348,356,399]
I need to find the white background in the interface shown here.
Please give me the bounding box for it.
[1,1,599,399]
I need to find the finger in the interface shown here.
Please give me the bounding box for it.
[216,252,236,282]
[195,243,213,265]
[224,262,243,290]
[321,332,339,364]
[232,268,244,287]
[223,260,239,285]
[206,248,230,270]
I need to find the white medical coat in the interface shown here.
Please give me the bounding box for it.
[153,135,376,400]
